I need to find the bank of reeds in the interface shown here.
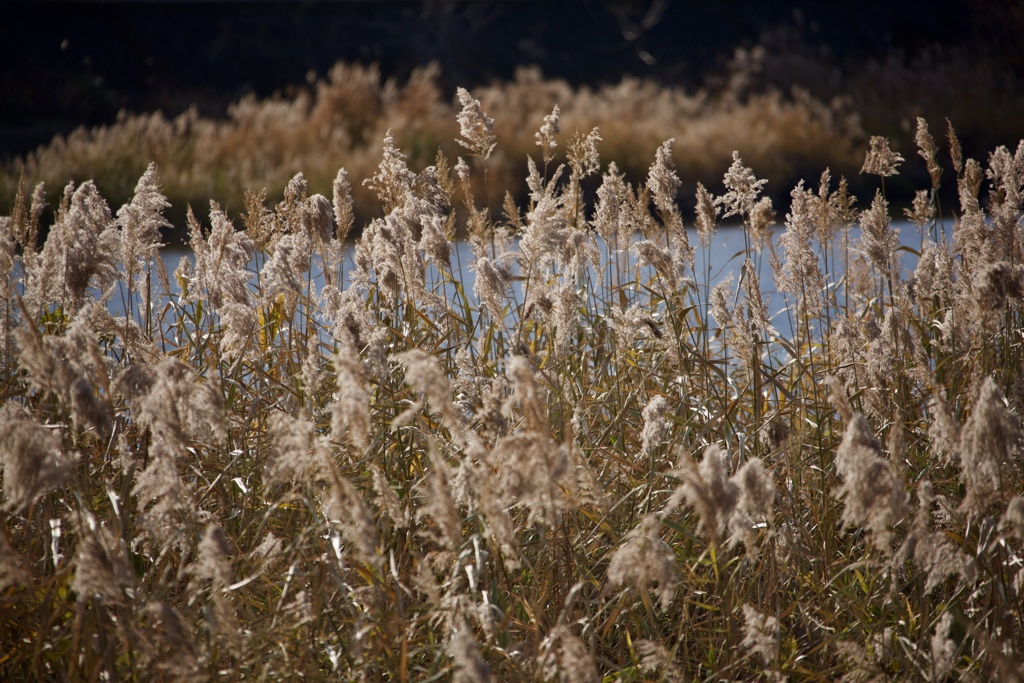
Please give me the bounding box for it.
[1,96,1024,680]
[2,62,866,235]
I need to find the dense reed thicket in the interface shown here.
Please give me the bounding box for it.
[0,60,869,232]
[1,92,1024,681]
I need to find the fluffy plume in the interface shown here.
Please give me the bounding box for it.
[218,301,257,360]
[25,180,119,312]
[417,445,463,551]
[490,433,575,528]
[672,445,775,555]
[605,514,676,610]
[860,136,904,177]
[448,628,492,683]
[539,625,599,683]
[365,129,416,212]
[647,139,693,265]
[632,239,691,293]
[860,189,899,283]
[741,604,781,666]
[905,190,936,233]
[261,232,311,309]
[774,181,825,315]
[325,473,382,571]
[718,151,768,221]
[899,482,976,594]
[825,374,854,424]
[0,412,70,511]
[188,524,238,637]
[72,516,136,605]
[958,377,1021,515]
[641,395,671,456]
[332,167,355,244]
[188,202,254,309]
[915,118,943,190]
[928,612,957,682]
[535,105,560,164]
[455,88,496,160]
[834,414,908,551]
[396,349,462,429]
[974,261,1024,321]
[117,163,169,288]
[592,162,628,245]
[265,410,322,487]
[694,182,719,248]
[144,601,199,677]
[947,119,963,175]
[329,333,372,452]
[472,255,511,325]
[567,127,602,180]
[0,531,27,590]
[303,192,334,247]
[635,639,684,682]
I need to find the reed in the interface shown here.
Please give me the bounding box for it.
[1,92,1023,681]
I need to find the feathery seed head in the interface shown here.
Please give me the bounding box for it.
[729,458,775,553]
[647,139,681,217]
[861,136,904,177]
[749,196,776,247]
[719,151,768,220]
[448,628,492,683]
[641,395,671,456]
[774,181,825,314]
[0,414,70,512]
[472,256,511,326]
[906,189,936,230]
[455,87,496,160]
[397,348,461,427]
[117,162,169,272]
[567,127,602,179]
[0,532,27,590]
[694,182,719,249]
[332,167,355,244]
[834,414,908,551]
[536,104,560,164]
[605,514,677,610]
[304,193,334,246]
[741,604,781,665]
[975,261,1024,318]
[674,445,739,543]
[330,335,371,451]
[947,119,963,175]
[860,189,899,278]
[266,410,322,487]
[915,118,942,190]
[326,474,382,571]
[191,202,254,308]
[539,625,599,683]
[366,130,416,212]
[958,377,1021,515]
[1000,496,1024,541]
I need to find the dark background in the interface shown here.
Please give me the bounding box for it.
[3,0,1020,163]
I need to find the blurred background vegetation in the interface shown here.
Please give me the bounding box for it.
[3,0,1023,238]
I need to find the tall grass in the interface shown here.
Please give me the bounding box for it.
[1,94,1023,681]
[1,62,866,233]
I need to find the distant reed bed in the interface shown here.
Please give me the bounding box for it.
[1,91,1024,680]
[2,61,866,233]
[7,40,1024,235]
